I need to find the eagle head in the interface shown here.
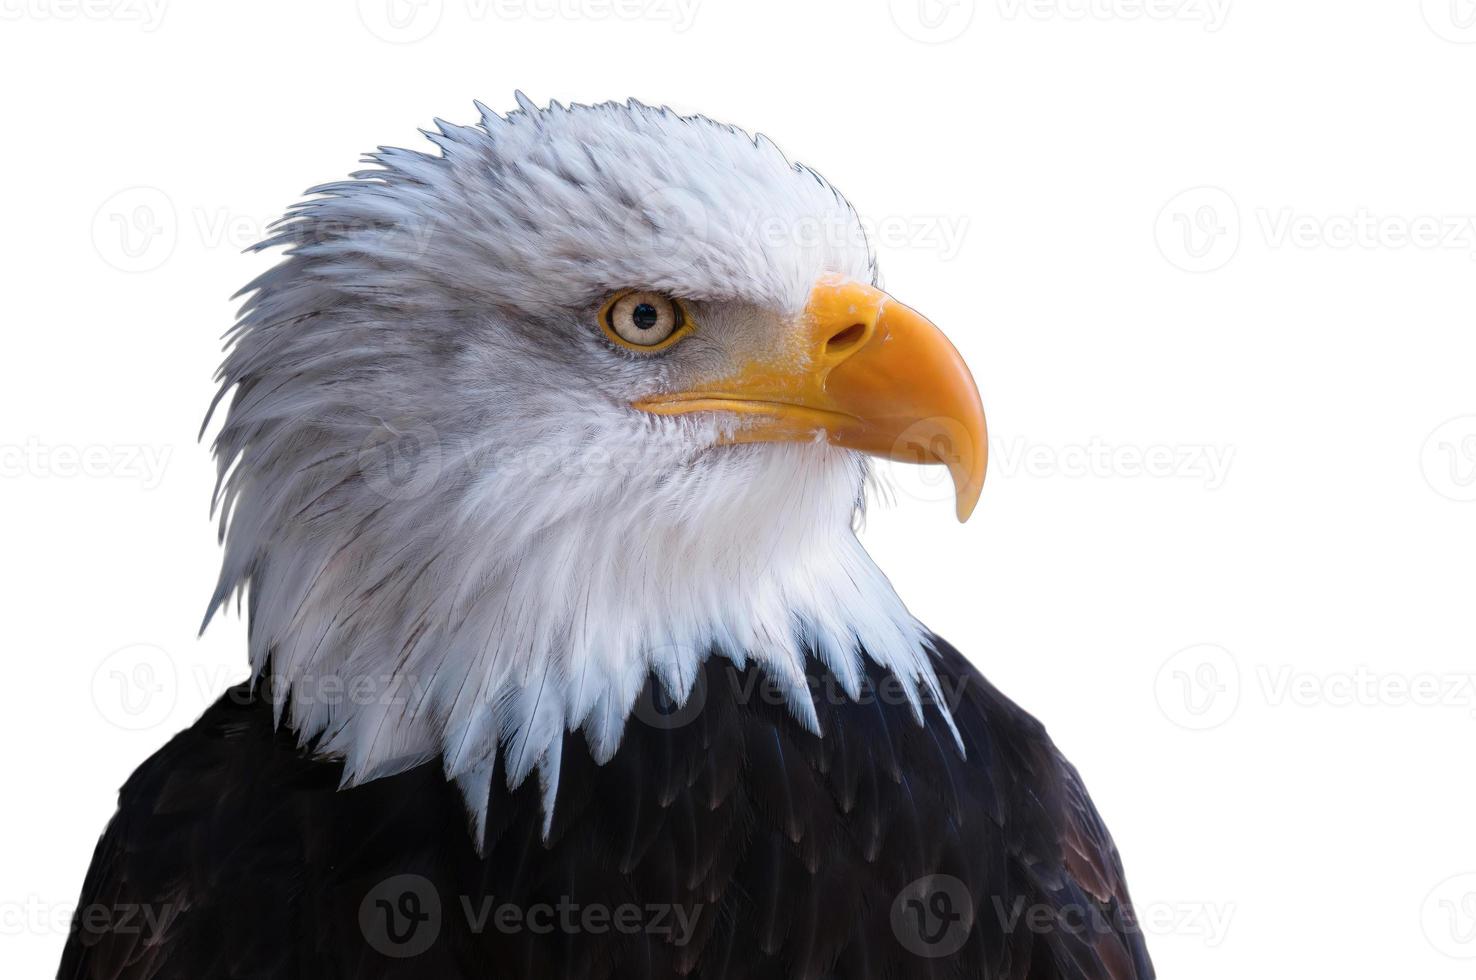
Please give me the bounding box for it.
[206,94,986,833]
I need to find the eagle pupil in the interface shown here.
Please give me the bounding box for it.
[632,303,659,330]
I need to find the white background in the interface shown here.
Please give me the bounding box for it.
[2,2,1474,977]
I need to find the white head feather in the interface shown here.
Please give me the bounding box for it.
[206,94,953,835]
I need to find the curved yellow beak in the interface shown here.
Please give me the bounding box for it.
[634,276,988,521]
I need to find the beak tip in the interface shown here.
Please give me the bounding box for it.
[952,476,982,523]
[948,442,987,523]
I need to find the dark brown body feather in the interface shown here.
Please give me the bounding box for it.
[60,637,1152,979]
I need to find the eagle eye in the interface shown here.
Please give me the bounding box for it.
[600,291,690,351]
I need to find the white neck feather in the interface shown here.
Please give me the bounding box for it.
[230,427,950,837]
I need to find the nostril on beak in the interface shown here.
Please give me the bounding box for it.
[826,322,868,357]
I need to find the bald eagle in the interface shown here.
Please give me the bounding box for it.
[60,94,1153,980]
